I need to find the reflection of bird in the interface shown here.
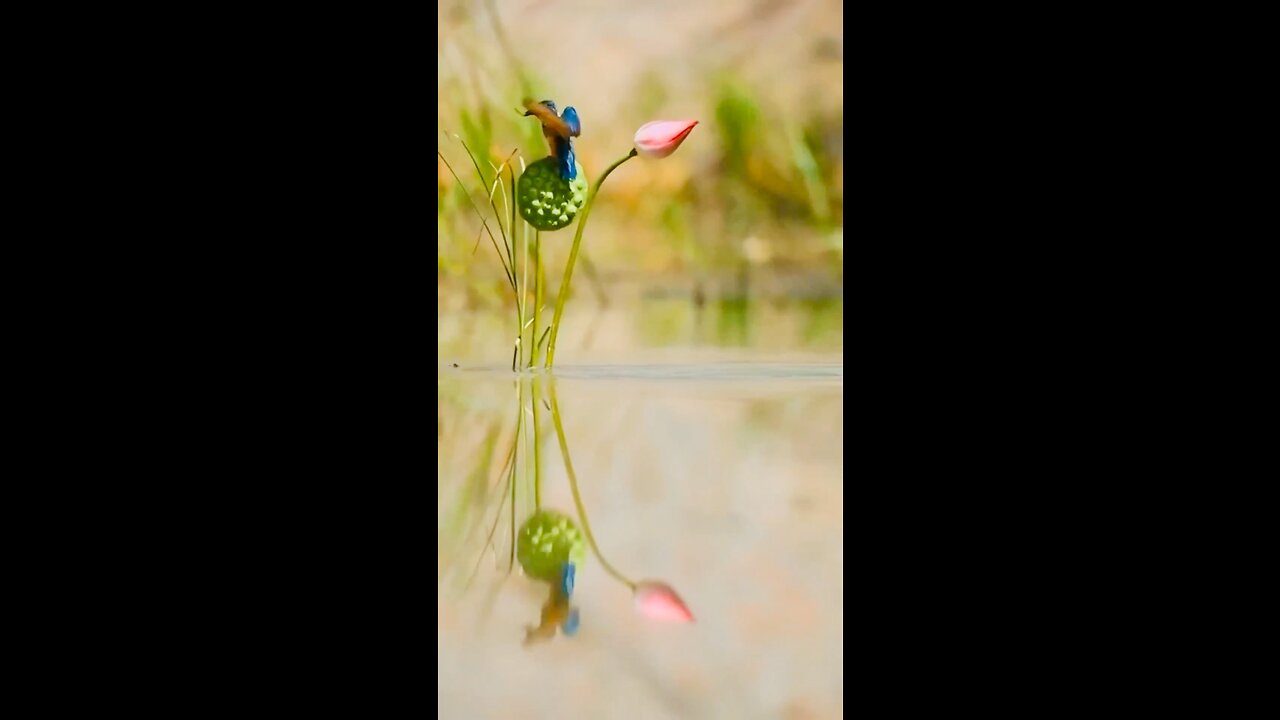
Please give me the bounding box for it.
[523,562,580,645]
[522,99,582,180]
[560,561,576,597]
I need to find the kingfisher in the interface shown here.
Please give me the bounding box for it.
[523,562,580,645]
[522,99,581,181]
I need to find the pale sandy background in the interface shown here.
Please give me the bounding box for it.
[439,368,843,719]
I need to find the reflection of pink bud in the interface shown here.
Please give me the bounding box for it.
[633,581,695,622]
[633,120,699,159]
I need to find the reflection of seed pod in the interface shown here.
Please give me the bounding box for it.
[517,509,586,581]
[517,157,589,231]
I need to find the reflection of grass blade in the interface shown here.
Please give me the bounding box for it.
[463,427,515,539]
[464,455,515,591]
[509,417,516,572]
[507,378,523,572]
[463,388,524,590]
[522,378,533,516]
[441,421,501,581]
[531,376,542,510]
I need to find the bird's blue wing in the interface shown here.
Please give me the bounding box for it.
[551,136,576,181]
[560,106,581,137]
[562,143,576,181]
[561,607,580,636]
[560,562,576,598]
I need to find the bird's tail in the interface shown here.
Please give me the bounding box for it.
[560,144,577,181]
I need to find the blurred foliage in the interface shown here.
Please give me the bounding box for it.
[439,0,843,317]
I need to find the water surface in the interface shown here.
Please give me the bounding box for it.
[438,360,843,719]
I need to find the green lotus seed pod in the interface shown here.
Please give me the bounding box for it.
[517,509,586,581]
[517,157,589,231]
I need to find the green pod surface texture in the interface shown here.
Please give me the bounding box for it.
[517,509,587,581]
[517,157,588,231]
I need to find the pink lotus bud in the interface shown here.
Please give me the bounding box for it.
[633,580,695,622]
[633,120,699,159]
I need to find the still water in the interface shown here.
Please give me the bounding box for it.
[438,301,843,719]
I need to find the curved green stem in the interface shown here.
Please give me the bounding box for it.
[547,379,636,590]
[529,229,541,369]
[545,148,638,369]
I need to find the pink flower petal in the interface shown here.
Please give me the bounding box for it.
[633,580,695,622]
[633,120,699,159]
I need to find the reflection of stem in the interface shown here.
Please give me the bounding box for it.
[531,376,542,511]
[509,379,522,571]
[545,148,638,369]
[547,379,636,590]
[522,376,534,514]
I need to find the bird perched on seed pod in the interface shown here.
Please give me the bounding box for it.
[522,98,582,181]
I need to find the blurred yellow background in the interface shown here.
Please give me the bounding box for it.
[439,0,843,327]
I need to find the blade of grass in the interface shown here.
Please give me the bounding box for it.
[531,228,542,368]
[461,138,515,277]
[494,152,524,370]
[439,149,515,290]
[487,147,518,243]
[487,149,528,375]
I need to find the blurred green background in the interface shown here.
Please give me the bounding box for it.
[438,0,843,362]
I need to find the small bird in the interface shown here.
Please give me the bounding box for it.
[522,99,582,181]
[523,562,581,645]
